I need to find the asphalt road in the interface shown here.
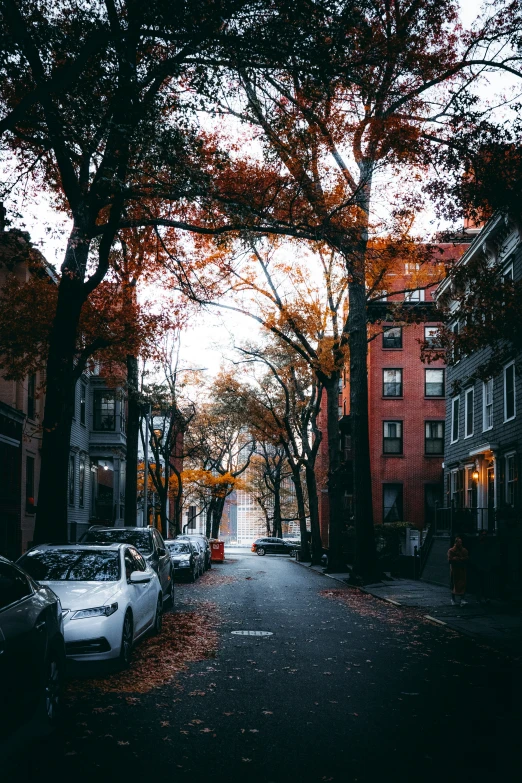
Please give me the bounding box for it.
[6,551,522,783]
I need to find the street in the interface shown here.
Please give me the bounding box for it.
[6,551,522,783]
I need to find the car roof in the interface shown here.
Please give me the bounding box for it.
[87,526,150,533]
[24,543,126,552]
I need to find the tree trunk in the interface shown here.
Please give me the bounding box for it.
[124,354,139,526]
[290,466,310,561]
[34,266,87,544]
[211,495,225,539]
[305,465,322,565]
[205,499,214,538]
[324,373,345,571]
[272,467,282,538]
[348,273,378,582]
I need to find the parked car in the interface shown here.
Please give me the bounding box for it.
[81,526,174,607]
[251,538,299,556]
[165,540,202,581]
[18,544,162,667]
[0,555,65,738]
[176,535,212,570]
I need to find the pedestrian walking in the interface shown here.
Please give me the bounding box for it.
[448,536,469,606]
[471,530,492,603]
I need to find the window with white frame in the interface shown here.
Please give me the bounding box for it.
[483,379,493,431]
[504,362,516,421]
[464,388,474,438]
[405,288,424,302]
[466,466,477,508]
[451,396,460,443]
[505,454,517,506]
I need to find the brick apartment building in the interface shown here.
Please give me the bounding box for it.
[317,244,469,547]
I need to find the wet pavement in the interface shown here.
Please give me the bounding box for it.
[5,551,522,783]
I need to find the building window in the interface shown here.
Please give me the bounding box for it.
[425,421,444,455]
[93,391,116,431]
[383,421,403,454]
[451,397,460,443]
[483,379,493,431]
[506,454,517,506]
[450,469,464,508]
[383,369,402,397]
[383,484,403,523]
[405,288,424,302]
[424,326,441,348]
[80,383,87,426]
[425,369,445,397]
[383,327,402,349]
[27,373,36,420]
[25,455,35,513]
[68,454,75,506]
[504,362,516,421]
[466,467,477,508]
[464,388,474,438]
[79,455,86,508]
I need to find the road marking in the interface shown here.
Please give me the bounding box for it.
[424,615,447,626]
[231,630,273,637]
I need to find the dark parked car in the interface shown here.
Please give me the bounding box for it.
[81,526,174,607]
[176,535,212,570]
[165,540,202,582]
[0,556,65,739]
[251,538,299,556]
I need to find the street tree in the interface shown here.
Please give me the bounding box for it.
[0,0,262,543]
[193,0,520,579]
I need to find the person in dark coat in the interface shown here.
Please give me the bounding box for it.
[448,536,469,606]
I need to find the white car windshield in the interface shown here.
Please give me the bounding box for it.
[19,549,120,581]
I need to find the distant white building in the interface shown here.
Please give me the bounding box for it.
[236,487,266,544]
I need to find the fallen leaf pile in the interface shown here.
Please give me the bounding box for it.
[67,600,219,695]
[194,571,237,587]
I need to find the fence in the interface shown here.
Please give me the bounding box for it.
[434,506,496,538]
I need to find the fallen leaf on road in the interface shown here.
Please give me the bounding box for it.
[262,711,273,715]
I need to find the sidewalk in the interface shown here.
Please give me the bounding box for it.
[294,560,522,656]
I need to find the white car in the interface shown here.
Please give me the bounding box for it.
[18,543,162,667]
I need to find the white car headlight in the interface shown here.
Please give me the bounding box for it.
[71,603,118,620]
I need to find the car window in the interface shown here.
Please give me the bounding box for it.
[83,528,153,554]
[124,551,135,580]
[19,549,120,581]
[129,547,146,571]
[152,530,165,552]
[166,542,191,554]
[0,562,32,610]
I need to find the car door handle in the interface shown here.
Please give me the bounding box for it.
[35,620,45,631]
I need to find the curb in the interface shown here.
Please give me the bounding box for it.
[291,558,517,652]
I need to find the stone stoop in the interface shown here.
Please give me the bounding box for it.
[421,536,451,588]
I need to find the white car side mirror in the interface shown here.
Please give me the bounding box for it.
[129,571,151,583]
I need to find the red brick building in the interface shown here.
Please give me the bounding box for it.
[317,244,469,547]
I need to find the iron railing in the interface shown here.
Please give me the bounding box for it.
[434,506,496,538]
